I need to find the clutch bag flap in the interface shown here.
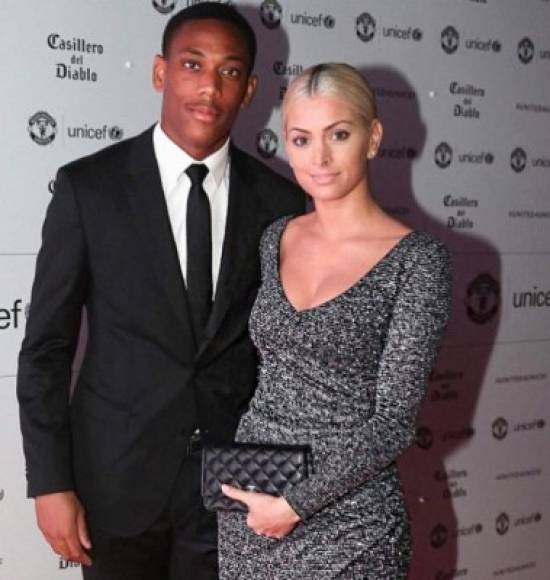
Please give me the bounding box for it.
[201,442,311,512]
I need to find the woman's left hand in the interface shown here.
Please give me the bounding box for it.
[221,484,301,539]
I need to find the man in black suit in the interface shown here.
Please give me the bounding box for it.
[17,4,304,579]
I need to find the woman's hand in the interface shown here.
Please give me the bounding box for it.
[221,484,301,539]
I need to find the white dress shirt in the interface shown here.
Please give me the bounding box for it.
[153,123,230,297]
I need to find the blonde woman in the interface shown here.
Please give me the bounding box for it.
[219,63,451,579]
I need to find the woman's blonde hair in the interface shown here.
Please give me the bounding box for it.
[282,63,378,128]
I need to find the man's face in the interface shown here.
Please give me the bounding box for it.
[153,19,257,159]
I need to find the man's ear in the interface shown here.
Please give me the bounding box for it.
[240,74,258,109]
[152,55,166,92]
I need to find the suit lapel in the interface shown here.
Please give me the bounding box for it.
[199,146,266,357]
[124,127,197,359]
[123,133,268,362]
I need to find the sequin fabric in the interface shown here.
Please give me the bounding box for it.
[218,216,452,579]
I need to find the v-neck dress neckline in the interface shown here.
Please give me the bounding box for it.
[275,215,418,315]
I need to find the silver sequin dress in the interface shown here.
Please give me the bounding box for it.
[218,216,452,579]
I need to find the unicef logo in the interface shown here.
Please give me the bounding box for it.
[109,126,124,141]
[441,26,460,54]
[28,111,57,145]
[273,61,285,75]
[256,128,278,159]
[434,142,453,169]
[323,15,335,29]
[260,0,282,29]
[492,417,508,440]
[416,426,433,450]
[518,37,535,64]
[430,524,448,549]
[356,13,376,42]
[152,0,178,14]
[510,147,527,173]
[465,273,500,324]
[495,512,510,535]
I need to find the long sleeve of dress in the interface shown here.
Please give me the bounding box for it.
[283,239,452,521]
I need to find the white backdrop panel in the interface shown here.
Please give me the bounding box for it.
[1,1,549,578]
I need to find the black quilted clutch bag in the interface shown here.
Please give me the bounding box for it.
[201,443,311,512]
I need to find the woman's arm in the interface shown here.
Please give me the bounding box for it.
[283,238,452,521]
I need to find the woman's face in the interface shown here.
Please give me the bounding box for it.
[284,94,381,203]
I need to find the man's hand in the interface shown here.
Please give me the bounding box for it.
[35,491,92,566]
[221,484,301,539]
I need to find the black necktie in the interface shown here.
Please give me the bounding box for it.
[186,163,211,345]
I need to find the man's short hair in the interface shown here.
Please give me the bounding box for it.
[161,2,257,74]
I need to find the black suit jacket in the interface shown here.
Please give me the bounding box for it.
[17,126,304,535]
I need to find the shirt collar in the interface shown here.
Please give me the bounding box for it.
[153,122,230,193]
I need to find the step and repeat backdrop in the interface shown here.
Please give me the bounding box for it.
[1,1,549,578]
